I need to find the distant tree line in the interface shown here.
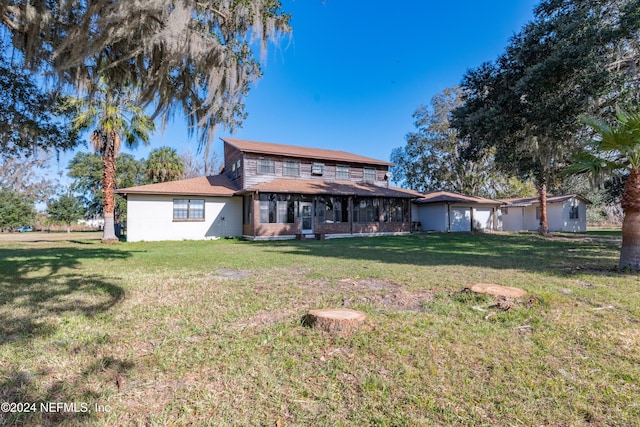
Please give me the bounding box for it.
[0,146,194,232]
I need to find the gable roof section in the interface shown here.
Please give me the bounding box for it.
[239,179,418,198]
[116,175,238,197]
[222,137,393,166]
[502,194,591,207]
[414,191,502,206]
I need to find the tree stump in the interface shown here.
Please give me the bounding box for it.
[467,283,527,298]
[302,308,366,336]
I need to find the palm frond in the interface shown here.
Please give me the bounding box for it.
[564,151,608,176]
[89,130,106,154]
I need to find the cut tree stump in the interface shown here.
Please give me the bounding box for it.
[467,283,527,298]
[302,308,366,336]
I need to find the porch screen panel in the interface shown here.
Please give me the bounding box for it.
[354,197,379,223]
[277,200,288,224]
[258,193,295,224]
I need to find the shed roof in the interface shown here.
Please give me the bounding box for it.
[222,137,393,166]
[502,194,591,207]
[239,179,418,198]
[414,191,502,206]
[115,175,238,197]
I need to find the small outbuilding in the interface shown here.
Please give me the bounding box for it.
[500,194,590,232]
[412,191,503,232]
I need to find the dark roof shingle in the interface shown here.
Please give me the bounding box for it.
[222,137,393,166]
[116,175,238,197]
[502,194,591,206]
[240,179,418,198]
[414,191,502,206]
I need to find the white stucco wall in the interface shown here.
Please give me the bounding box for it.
[414,203,500,232]
[502,198,587,232]
[473,208,496,231]
[126,194,242,242]
[501,207,524,231]
[552,199,587,232]
[415,204,448,231]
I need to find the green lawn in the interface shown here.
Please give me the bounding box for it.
[1,231,639,426]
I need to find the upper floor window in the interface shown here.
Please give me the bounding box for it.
[336,165,350,180]
[258,158,275,174]
[363,167,376,182]
[311,162,325,176]
[230,159,241,179]
[173,199,205,221]
[284,160,300,176]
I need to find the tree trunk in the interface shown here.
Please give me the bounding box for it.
[101,136,118,243]
[619,167,640,270]
[538,182,548,235]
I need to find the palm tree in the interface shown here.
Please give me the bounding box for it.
[67,82,155,242]
[146,147,185,183]
[568,108,640,270]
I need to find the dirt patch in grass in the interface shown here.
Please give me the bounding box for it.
[548,234,621,244]
[289,277,401,295]
[343,290,434,312]
[337,278,401,291]
[208,269,253,280]
[231,309,295,329]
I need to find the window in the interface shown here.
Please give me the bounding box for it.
[318,196,349,223]
[535,207,541,220]
[173,199,205,221]
[284,160,300,176]
[383,198,409,222]
[502,207,508,215]
[363,167,376,182]
[353,197,379,223]
[311,162,325,175]
[570,205,579,219]
[258,193,296,224]
[231,159,241,179]
[336,165,350,180]
[258,158,275,174]
[243,196,252,225]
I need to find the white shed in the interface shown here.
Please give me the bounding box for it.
[501,194,590,232]
[413,191,503,232]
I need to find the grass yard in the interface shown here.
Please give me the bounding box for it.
[0,231,639,426]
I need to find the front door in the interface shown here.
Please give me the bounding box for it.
[300,202,314,234]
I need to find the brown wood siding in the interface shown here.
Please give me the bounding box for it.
[224,144,245,189]
[240,153,390,189]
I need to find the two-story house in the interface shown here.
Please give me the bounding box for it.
[117,138,418,241]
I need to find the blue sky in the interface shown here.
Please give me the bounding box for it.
[55,0,540,179]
